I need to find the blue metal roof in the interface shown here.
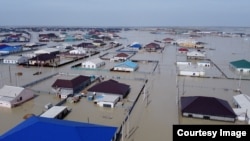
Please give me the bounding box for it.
[115,60,138,69]
[0,116,117,141]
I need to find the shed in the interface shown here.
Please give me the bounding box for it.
[181,96,236,122]
[0,85,34,108]
[34,48,60,55]
[187,50,206,59]
[178,65,205,76]
[0,116,118,141]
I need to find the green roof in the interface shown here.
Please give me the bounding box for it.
[230,59,250,69]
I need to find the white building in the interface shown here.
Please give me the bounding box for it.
[233,94,250,124]
[40,106,69,119]
[69,48,86,54]
[197,61,211,67]
[0,85,34,108]
[82,58,105,69]
[94,95,120,108]
[3,55,29,64]
[187,51,206,59]
[176,61,192,66]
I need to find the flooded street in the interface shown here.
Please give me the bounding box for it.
[0,28,250,141]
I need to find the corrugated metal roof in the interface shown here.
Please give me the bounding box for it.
[0,116,117,141]
[40,106,68,118]
[0,85,24,98]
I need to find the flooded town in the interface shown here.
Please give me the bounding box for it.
[0,26,250,141]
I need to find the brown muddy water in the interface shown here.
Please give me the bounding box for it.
[0,29,250,141]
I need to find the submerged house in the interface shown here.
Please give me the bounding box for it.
[81,58,105,69]
[229,59,250,73]
[144,42,161,52]
[28,54,60,66]
[3,55,29,64]
[112,53,129,62]
[186,50,206,59]
[51,75,91,99]
[0,44,22,54]
[233,94,250,124]
[113,60,138,72]
[181,96,237,122]
[0,116,118,141]
[177,65,205,77]
[0,85,34,108]
[87,79,130,99]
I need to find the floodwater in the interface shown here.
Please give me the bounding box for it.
[0,28,250,141]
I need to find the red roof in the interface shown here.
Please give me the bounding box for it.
[178,48,188,51]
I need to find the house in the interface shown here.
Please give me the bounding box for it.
[93,94,120,108]
[82,58,105,69]
[113,60,138,72]
[0,85,34,108]
[28,54,60,66]
[0,116,118,141]
[144,42,161,52]
[34,48,60,55]
[233,94,250,124]
[197,61,211,67]
[181,96,237,122]
[176,39,204,48]
[163,38,174,44]
[178,65,205,76]
[186,50,206,59]
[129,42,142,50]
[51,75,91,99]
[229,59,250,73]
[69,48,86,54]
[3,55,29,64]
[0,44,22,54]
[112,53,129,62]
[178,48,189,54]
[87,79,130,99]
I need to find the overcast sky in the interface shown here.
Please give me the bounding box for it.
[1,0,250,27]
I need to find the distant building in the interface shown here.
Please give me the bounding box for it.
[0,85,34,108]
[229,59,250,73]
[28,54,60,66]
[0,44,22,54]
[82,58,105,69]
[94,95,120,108]
[178,65,205,76]
[3,55,29,64]
[34,48,60,55]
[144,42,161,52]
[113,60,138,72]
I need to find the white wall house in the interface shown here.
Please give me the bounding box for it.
[176,61,192,66]
[3,56,29,64]
[82,58,105,69]
[0,85,34,108]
